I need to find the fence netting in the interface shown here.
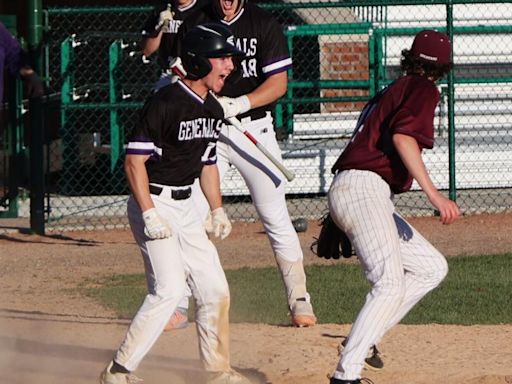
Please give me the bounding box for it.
[17,1,511,230]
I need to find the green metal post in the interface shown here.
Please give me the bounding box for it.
[28,0,43,64]
[446,2,457,202]
[109,40,123,173]
[61,38,72,105]
[29,96,45,234]
[368,28,376,97]
[60,37,76,195]
[374,29,383,92]
[382,6,388,85]
[28,0,45,234]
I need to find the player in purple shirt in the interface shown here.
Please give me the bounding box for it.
[0,22,43,105]
[328,30,460,384]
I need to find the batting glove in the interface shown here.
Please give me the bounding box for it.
[156,8,174,33]
[209,207,232,240]
[216,95,251,118]
[142,208,172,239]
[204,210,214,234]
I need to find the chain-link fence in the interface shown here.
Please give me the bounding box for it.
[7,0,511,231]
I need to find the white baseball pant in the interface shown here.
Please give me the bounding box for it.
[328,170,448,380]
[114,187,231,373]
[191,112,309,306]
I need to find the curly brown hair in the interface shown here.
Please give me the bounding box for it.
[400,49,452,80]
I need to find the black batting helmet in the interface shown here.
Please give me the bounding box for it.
[181,23,245,80]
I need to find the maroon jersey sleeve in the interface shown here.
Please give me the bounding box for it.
[331,75,440,194]
[390,78,440,149]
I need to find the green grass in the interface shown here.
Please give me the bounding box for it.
[81,274,147,319]
[80,253,512,325]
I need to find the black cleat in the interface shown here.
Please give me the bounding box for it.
[340,339,384,371]
[330,378,375,384]
[364,345,384,370]
[330,378,361,384]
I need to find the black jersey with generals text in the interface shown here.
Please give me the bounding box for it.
[174,3,292,120]
[126,80,224,186]
[141,0,211,69]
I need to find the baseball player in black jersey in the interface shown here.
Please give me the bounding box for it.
[100,23,252,384]
[141,0,211,89]
[167,0,317,330]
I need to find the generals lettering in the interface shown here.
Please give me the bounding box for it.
[236,37,257,56]
[236,37,258,78]
[167,20,183,34]
[178,118,222,141]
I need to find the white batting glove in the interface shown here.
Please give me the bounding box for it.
[204,210,214,234]
[156,8,174,33]
[216,95,251,118]
[142,208,172,239]
[209,207,232,240]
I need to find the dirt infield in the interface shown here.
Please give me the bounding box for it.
[1,213,512,384]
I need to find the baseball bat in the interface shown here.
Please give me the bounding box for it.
[225,116,295,182]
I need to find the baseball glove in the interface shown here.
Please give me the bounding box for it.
[310,212,353,259]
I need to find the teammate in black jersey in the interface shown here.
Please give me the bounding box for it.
[141,0,211,89]
[167,0,317,329]
[100,23,252,384]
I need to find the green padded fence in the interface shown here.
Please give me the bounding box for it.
[5,1,510,231]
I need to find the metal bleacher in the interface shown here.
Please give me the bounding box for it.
[221,6,512,197]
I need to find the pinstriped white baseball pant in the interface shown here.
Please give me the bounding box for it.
[328,170,448,380]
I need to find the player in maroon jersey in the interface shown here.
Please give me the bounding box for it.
[327,30,460,384]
